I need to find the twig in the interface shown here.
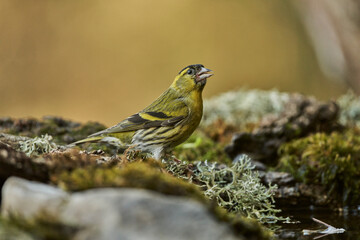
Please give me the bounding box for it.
[303,217,345,238]
[311,217,333,228]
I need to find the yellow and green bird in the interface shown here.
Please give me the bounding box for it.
[73,64,213,159]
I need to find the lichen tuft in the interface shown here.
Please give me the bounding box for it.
[19,134,58,157]
[337,90,360,127]
[166,155,290,224]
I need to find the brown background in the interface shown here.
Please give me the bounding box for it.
[0,0,346,126]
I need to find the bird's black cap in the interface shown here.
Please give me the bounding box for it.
[178,64,204,74]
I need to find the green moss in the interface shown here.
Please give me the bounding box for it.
[0,215,77,240]
[78,142,119,155]
[70,122,106,142]
[55,161,207,204]
[173,132,232,164]
[39,118,119,154]
[212,207,272,239]
[35,118,70,138]
[278,130,360,205]
[37,117,105,141]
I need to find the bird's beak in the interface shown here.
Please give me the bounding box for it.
[196,67,214,82]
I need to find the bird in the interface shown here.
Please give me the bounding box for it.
[73,64,213,159]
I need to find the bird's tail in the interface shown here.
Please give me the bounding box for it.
[67,136,104,148]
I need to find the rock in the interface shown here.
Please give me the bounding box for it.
[262,172,294,186]
[0,142,49,183]
[1,177,68,219]
[225,94,340,164]
[62,189,238,240]
[273,183,329,208]
[257,171,331,208]
[0,133,31,149]
[1,177,240,240]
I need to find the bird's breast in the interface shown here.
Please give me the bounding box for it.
[188,90,203,122]
[180,90,203,136]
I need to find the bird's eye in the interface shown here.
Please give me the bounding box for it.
[187,69,195,75]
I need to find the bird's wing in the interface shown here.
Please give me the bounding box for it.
[89,96,188,137]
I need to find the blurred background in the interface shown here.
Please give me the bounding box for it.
[0,0,358,126]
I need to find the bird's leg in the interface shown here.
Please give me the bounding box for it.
[172,157,182,164]
[151,147,165,161]
[161,150,181,163]
[120,145,137,163]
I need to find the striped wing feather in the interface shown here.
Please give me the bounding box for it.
[89,95,188,137]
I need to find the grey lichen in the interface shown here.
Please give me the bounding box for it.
[202,89,289,127]
[19,134,58,157]
[166,155,290,224]
[337,90,360,127]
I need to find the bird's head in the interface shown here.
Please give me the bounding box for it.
[172,64,213,93]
